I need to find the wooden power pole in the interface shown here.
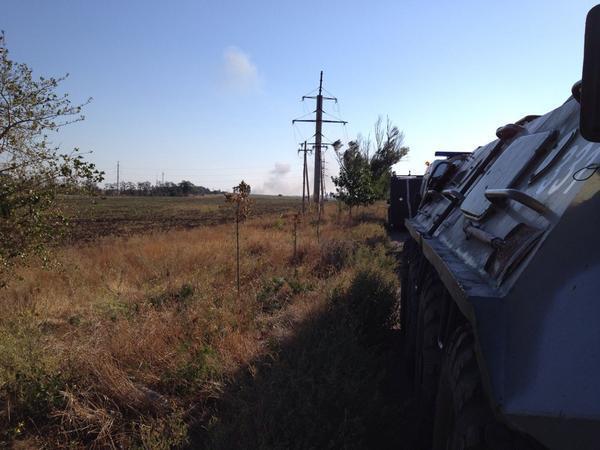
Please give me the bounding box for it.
[293,71,347,205]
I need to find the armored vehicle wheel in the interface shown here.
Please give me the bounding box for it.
[432,326,491,450]
[400,238,422,375]
[413,271,445,445]
[433,326,545,450]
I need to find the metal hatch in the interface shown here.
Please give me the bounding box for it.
[461,131,557,220]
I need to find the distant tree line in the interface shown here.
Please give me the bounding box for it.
[103,180,224,196]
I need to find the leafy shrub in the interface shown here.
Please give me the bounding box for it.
[98,297,137,321]
[318,239,355,273]
[345,261,398,341]
[273,216,285,230]
[0,324,66,443]
[160,346,219,396]
[286,277,312,295]
[257,277,292,313]
[136,409,189,450]
[149,283,195,308]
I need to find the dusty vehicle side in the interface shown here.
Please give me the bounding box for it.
[401,7,600,449]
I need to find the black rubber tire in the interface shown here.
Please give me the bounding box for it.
[400,238,425,378]
[433,326,545,450]
[398,239,410,330]
[414,271,446,447]
[432,326,492,450]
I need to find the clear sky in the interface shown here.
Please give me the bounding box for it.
[2,0,598,194]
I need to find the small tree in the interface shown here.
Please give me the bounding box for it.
[224,181,252,294]
[0,33,103,283]
[370,117,409,199]
[332,117,409,214]
[331,141,376,216]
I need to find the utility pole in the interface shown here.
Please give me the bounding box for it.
[298,141,311,213]
[293,71,347,205]
[305,147,311,205]
[116,161,120,195]
[314,74,323,204]
[161,172,165,185]
[321,156,326,203]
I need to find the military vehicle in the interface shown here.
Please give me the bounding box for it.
[400,6,600,449]
[388,174,423,230]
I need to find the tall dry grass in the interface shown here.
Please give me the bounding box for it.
[0,202,399,448]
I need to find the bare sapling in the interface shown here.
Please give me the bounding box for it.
[224,180,252,295]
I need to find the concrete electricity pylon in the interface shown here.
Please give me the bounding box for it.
[293,71,347,204]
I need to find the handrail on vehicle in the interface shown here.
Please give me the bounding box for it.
[484,189,552,216]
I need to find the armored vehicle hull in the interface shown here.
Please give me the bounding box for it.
[401,69,600,450]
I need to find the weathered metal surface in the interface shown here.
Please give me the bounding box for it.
[387,175,423,230]
[460,130,556,220]
[405,94,600,448]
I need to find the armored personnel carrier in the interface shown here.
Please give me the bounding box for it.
[401,6,600,449]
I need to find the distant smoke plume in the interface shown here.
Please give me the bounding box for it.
[257,163,299,195]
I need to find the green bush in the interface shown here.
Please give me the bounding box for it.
[318,239,355,273]
[160,346,219,396]
[136,409,189,450]
[257,277,292,313]
[345,253,398,341]
[0,323,66,442]
[148,283,195,308]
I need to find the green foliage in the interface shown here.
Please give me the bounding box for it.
[273,215,285,230]
[149,283,195,309]
[318,238,355,273]
[105,179,222,196]
[0,322,66,443]
[331,141,376,212]
[257,276,314,313]
[369,117,409,199]
[0,33,104,283]
[97,297,138,321]
[285,276,312,295]
[257,276,291,312]
[332,117,409,210]
[160,346,219,396]
[345,261,398,340]
[136,409,189,450]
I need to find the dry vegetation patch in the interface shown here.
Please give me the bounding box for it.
[0,202,406,449]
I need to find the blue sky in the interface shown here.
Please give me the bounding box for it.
[3,0,598,194]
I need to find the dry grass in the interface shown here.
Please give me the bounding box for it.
[0,201,401,449]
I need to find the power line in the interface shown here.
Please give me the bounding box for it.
[292,71,347,205]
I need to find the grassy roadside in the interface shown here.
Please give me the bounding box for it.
[0,202,407,449]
